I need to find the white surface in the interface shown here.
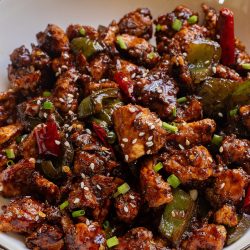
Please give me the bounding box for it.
[0,0,249,249]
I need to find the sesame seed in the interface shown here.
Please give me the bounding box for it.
[43,113,48,118]
[148,136,153,141]
[150,125,155,130]
[219,146,224,153]
[220,183,225,189]
[121,143,125,148]
[124,206,129,213]
[35,215,40,221]
[129,195,135,199]
[80,182,85,189]
[185,139,190,146]
[218,112,223,117]
[179,144,185,150]
[212,66,217,74]
[125,155,129,162]
[37,100,41,105]
[59,98,64,102]
[129,106,137,113]
[84,186,89,191]
[171,210,176,217]
[68,99,73,104]
[146,141,154,147]
[68,93,74,98]
[74,198,80,204]
[69,110,74,115]
[122,138,128,142]
[146,150,151,154]
[139,132,145,137]
[55,140,61,145]
[90,163,95,170]
[86,129,92,134]
[64,141,70,147]
[81,173,86,178]
[96,184,102,190]
[132,139,137,144]
[220,67,227,73]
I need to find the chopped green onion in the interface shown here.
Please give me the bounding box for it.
[155,24,163,31]
[147,52,157,60]
[188,15,198,24]
[5,149,15,159]
[153,162,163,172]
[177,97,187,103]
[42,101,54,110]
[211,134,223,146]
[172,106,177,117]
[116,36,127,50]
[162,122,178,133]
[7,160,15,167]
[107,236,119,248]
[107,131,116,144]
[114,183,130,198]
[172,19,182,31]
[72,209,85,218]
[167,174,181,188]
[42,91,52,97]
[103,220,110,229]
[59,200,69,210]
[229,108,238,117]
[79,27,86,36]
[241,63,250,70]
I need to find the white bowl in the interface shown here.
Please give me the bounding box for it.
[0,0,249,249]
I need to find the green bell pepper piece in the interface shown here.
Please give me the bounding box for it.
[159,189,195,245]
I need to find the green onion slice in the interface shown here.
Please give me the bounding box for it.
[7,160,15,167]
[155,24,163,31]
[162,122,178,133]
[147,52,157,60]
[177,97,187,103]
[241,63,250,70]
[103,220,110,229]
[59,201,69,210]
[72,209,85,218]
[153,162,163,172]
[107,236,119,248]
[43,101,54,110]
[211,134,223,146]
[43,91,52,97]
[79,27,86,36]
[114,183,130,198]
[5,149,15,159]
[116,36,127,50]
[172,19,182,31]
[167,174,181,188]
[188,15,198,24]
[172,106,177,117]
[229,108,238,117]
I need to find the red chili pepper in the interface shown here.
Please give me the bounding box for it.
[114,71,133,98]
[218,8,235,66]
[34,120,61,157]
[92,122,108,145]
[243,185,250,208]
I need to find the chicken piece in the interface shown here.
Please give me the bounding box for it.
[202,4,218,39]
[181,224,227,250]
[166,119,216,147]
[118,8,153,40]
[8,65,41,94]
[221,135,250,171]
[68,178,98,211]
[66,24,98,41]
[31,171,61,203]
[214,64,242,81]
[0,158,35,197]
[114,190,141,223]
[9,45,31,67]
[206,169,249,207]
[26,224,64,250]
[134,58,179,118]
[174,97,202,122]
[98,20,119,46]
[83,81,118,96]
[36,24,69,56]
[62,216,106,250]
[116,34,159,68]
[214,204,238,227]
[115,227,167,250]
[30,45,51,70]
[74,145,117,176]
[53,69,79,113]
[0,197,46,233]
[88,53,111,81]
[0,123,22,145]
[113,104,167,162]
[161,146,214,183]
[140,159,173,207]
[0,89,16,125]
[20,128,39,159]
[239,105,250,131]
